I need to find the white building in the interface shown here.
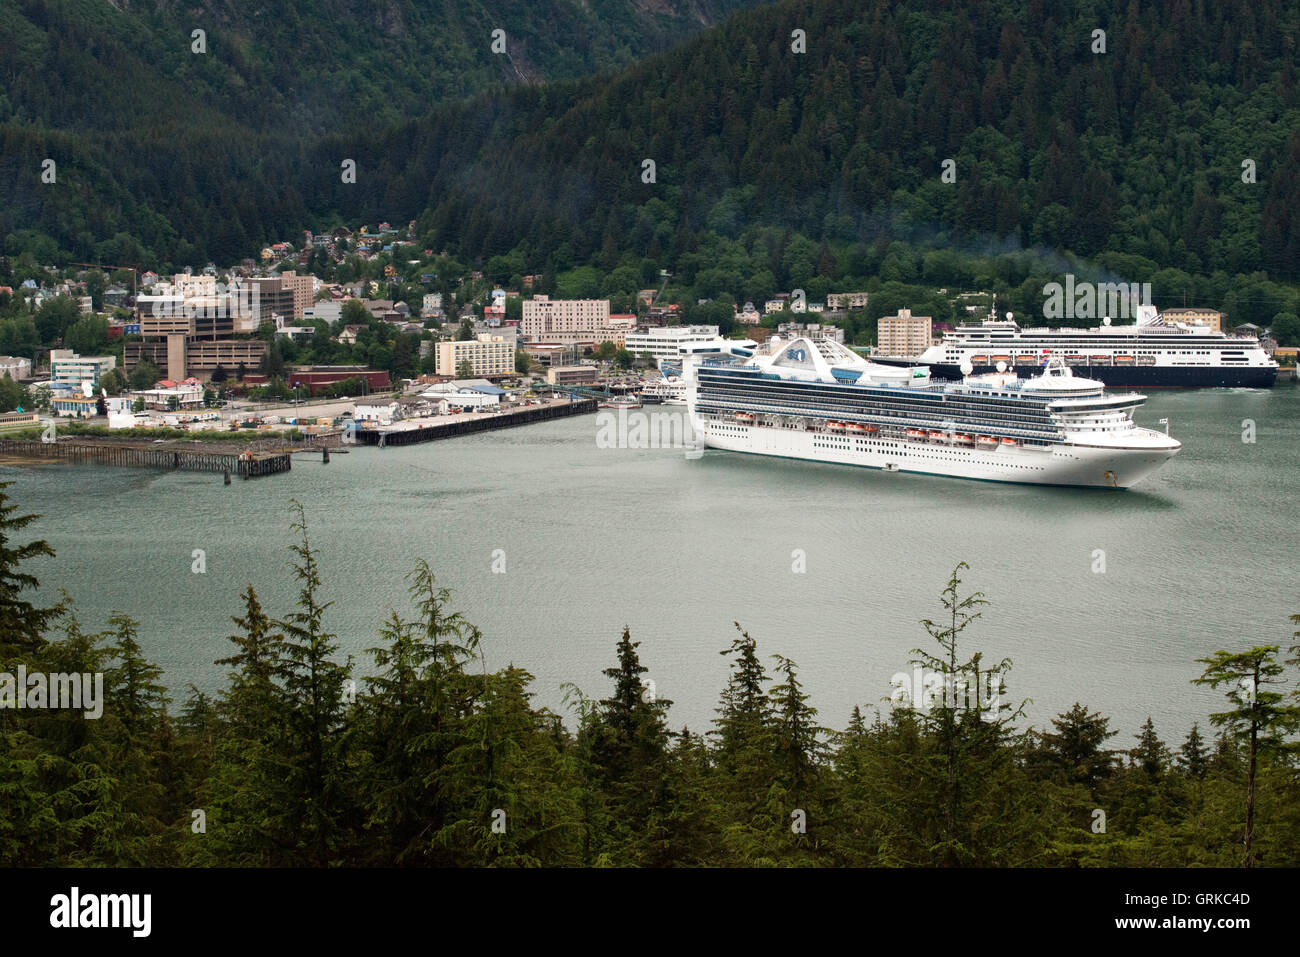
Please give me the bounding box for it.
[435,334,514,378]
[355,400,400,424]
[303,301,342,323]
[49,350,116,389]
[422,293,444,317]
[623,325,722,361]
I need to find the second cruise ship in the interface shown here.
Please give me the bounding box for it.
[683,336,1181,488]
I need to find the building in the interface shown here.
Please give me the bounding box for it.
[421,381,506,410]
[623,325,722,361]
[354,400,400,424]
[0,356,32,380]
[827,292,870,311]
[435,334,515,378]
[125,339,268,380]
[521,296,620,345]
[877,309,933,358]
[520,342,577,367]
[0,411,40,433]
[422,293,443,317]
[132,379,204,411]
[1161,307,1222,333]
[277,271,315,319]
[302,301,342,324]
[546,365,597,386]
[777,322,845,343]
[51,395,99,418]
[49,350,116,389]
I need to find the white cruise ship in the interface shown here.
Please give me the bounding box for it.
[683,336,1180,488]
[883,306,1277,388]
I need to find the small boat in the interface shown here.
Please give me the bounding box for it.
[976,435,998,446]
[928,430,944,439]
[600,394,642,409]
[1001,437,1017,446]
[971,355,988,364]
[863,424,879,433]
[826,420,845,431]
[735,411,754,422]
[906,428,925,438]
[955,433,974,444]
[846,422,868,432]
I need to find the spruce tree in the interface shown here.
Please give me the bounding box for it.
[1193,645,1300,867]
[0,481,59,656]
[1178,722,1208,779]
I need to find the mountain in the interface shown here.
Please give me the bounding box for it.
[0,0,763,263]
[4,0,1300,328]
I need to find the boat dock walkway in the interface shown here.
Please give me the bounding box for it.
[358,395,597,447]
[0,438,293,478]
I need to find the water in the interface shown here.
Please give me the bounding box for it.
[4,385,1297,744]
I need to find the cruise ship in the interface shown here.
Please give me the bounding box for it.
[885,306,1277,388]
[683,336,1181,488]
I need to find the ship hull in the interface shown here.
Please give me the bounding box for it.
[885,361,1277,389]
[691,415,1176,489]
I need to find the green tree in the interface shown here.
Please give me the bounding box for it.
[0,482,59,655]
[129,359,161,391]
[1193,646,1300,867]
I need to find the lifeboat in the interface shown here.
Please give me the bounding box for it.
[906,428,925,438]
[735,412,754,422]
[955,433,975,444]
[976,435,998,446]
[971,355,989,364]
[826,421,845,431]
[846,422,869,432]
[991,355,1012,363]
[1015,354,1036,364]
[863,424,879,434]
[1001,437,1017,445]
[928,430,945,440]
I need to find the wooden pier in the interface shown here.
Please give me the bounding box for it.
[357,397,597,447]
[0,438,293,478]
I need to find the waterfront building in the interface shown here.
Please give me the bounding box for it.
[436,334,515,378]
[546,365,597,386]
[623,325,721,361]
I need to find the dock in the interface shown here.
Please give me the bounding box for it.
[358,396,597,447]
[0,438,293,478]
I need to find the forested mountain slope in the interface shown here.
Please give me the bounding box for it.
[4,0,1299,312]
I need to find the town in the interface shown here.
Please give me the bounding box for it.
[2,221,1292,447]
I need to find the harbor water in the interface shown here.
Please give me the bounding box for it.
[4,384,1298,743]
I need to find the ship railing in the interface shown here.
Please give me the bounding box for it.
[695,401,1063,441]
[695,391,1061,434]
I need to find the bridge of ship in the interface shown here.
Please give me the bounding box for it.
[694,367,1065,442]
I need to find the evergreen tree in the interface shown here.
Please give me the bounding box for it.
[0,481,59,655]
[1178,722,1209,779]
[1193,645,1300,867]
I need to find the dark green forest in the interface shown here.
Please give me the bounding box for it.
[3,482,1298,867]
[4,0,1299,331]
